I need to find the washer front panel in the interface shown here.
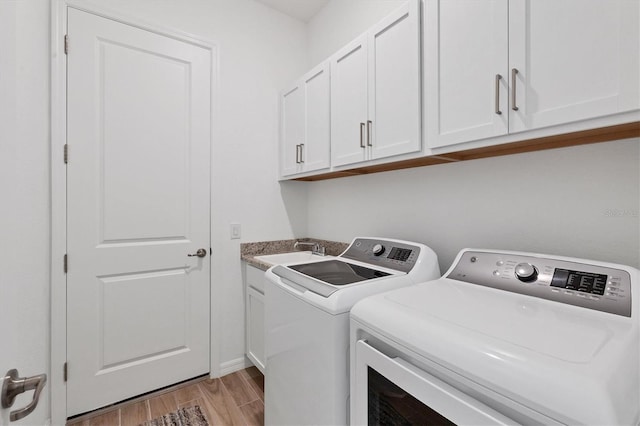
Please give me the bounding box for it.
[447,250,632,317]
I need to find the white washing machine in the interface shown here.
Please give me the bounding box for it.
[350,248,640,425]
[264,237,440,426]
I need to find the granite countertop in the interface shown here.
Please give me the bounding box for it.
[241,238,349,271]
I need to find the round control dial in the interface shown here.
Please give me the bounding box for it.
[515,263,538,282]
[372,244,386,256]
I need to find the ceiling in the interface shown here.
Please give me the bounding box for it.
[253,0,330,22]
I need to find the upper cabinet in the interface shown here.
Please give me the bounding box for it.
[425,0,640,149]
[280,61,330,177]
[331,0,421,168]
[278,0,638,180]
[424,0,508,148]
[508,0,639,132]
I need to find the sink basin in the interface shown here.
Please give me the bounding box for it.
[254,251,331,266]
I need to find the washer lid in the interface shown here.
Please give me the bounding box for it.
[272,259,397,298]
[288,260,391,285]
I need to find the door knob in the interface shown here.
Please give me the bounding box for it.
[2,369,47,422]
[188,248,207,258]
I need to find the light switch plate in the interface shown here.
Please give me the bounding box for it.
[230,223,241,240]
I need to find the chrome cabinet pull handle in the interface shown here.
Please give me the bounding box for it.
[495,74,502,115]
[295,144,300,164]
[1,369,47,422]
[187,248,207,258]
[299,144,304,163]
[360,122,365,148]
[367,120,372,146]
[511,68,519,111]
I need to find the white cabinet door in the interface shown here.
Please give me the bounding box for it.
[369,0,422,159]
[426,0,639,150]
[280,62,330,177]
[302,62,331,172]
[332,0,422,167]
[331,34,369,167]
[246,286,265,373]
[425,0,509,148]
[280,84,304,176]
[245,265,265,373]
[508,0,640,133]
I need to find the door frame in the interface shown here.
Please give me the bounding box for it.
[50,2,220,423]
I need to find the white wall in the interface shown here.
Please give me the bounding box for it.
[76,0,310,371]
[307,0,406,66]
[0,1,51,425]
[308,139,640,271]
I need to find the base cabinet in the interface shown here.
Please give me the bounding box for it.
[245,264,265,373]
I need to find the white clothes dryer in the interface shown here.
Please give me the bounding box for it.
[350,248,640,425]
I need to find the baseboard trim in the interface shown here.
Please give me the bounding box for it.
[218,357,253,377]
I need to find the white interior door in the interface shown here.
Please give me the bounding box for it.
[66,8,211,416]
[0,2,50,424]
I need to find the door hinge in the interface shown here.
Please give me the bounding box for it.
[64,34,69,55]
[64,144,68,164]
[63,362,68,382]
[63,254,68,273]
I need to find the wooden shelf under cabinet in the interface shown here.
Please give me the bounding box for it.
[294,122,640,182]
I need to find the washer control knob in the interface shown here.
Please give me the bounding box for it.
[372,244,385,256]
[515,263,538,282]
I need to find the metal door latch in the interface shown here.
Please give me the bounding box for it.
[187,248,207,258]
[1,369,47,422]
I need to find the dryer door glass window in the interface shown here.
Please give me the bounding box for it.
[368,367,455,425]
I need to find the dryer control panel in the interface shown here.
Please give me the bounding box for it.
[447,250,633,317]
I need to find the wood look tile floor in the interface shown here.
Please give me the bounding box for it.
[66,367,264,426]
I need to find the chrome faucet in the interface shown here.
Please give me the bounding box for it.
[294,240,326,256]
